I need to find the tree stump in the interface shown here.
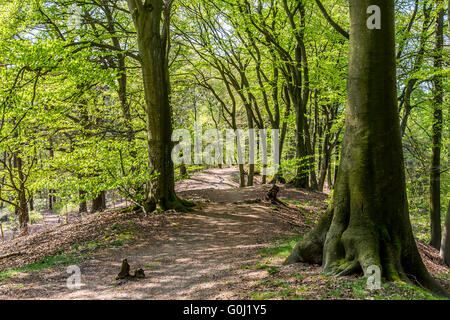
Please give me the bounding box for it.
[133,268,145,278]
[116,259,146,280]
[265,185,287,207]
[116,259,131,280]
[265,185,279,201]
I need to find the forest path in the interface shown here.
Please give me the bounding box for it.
[0,167,448,299]
[0,166,327,299]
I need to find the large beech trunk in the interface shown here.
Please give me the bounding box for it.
[286,0,447,296]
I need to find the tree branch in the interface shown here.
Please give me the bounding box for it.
[314,0,349,40]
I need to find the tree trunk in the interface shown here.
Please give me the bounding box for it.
[288,44,309,189]
[29,196,34,212]
[18,189,28,232]
[326,162,332,190]
[48,138,55,212]
[291,90,309,188]
[440,202,450,267]
[286,0,447,296]
[333,146,339,187]
[48,190,54,211]
[127,0,191,212]
[430,1,444,250]
[91,191,106,213]
[79,190,88,215]
[14,155,29,233]
[238,164,245,188]
[317,117,331,191]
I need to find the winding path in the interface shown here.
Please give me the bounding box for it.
[0,166,328,299]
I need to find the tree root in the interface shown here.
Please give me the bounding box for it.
[324,259,361,277]
[165,195,195,213]
[284,208,333,265]
[142,193,196,215]
[285,206,450,297]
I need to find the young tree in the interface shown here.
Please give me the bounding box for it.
[285,0,447,295]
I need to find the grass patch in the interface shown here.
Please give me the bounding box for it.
[325,276,446,300]
[0,252,84,281]
[257,235,302,259]
[239,265,251,270]
[251,288,304,300]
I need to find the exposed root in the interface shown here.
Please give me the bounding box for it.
[324,259,361,277]
[165,195,195,213]
[284,208,333,265]
[285,204,450,297]
[142,193,196,214]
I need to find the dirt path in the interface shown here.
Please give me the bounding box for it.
[33,204,300,299]
[175,166,242,192]
[0,167,327,299]
[1,167,250,243]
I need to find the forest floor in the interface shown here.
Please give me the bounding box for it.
[0,167,448,300]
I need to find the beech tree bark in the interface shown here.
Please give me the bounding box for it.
[286,0,447,296]
[429,0,444,250]
[126,0,192,212]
